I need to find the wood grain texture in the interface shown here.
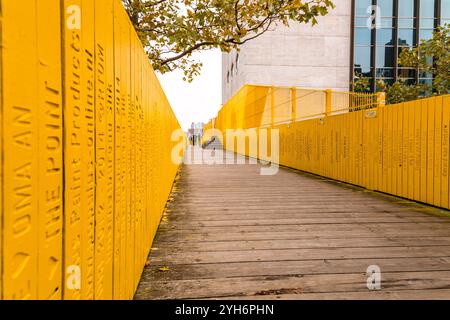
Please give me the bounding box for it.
[135,147,450,300]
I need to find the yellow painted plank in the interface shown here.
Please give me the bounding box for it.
[420,99,428,203]
[375,107,383,191]
[413,99,421,202]
[406,101,415,200]
[94,0,115,299]
[129,23,136,300]
[133,34,140,294]
[319,119,325,176]
[80,0,96,300]
[364,110,371,189]
[343,114,349,182]
[2,0,39,300]
[123,17,132,301]
[135,28,144,295]
[365,110,376,190]
[382,106,389,193]
[358,110,364,187]
[113,0,123,300]
[376,106,384,191]
[0,3,2,299]
[443,96,450,209]
[362,112,368,188]
[392,104,399,195]
[335,116,340,182]
[337,115,341,182]
[37,0,63,300]
[62,0,83,300]
[372,109,379,191]
[335,115,339,181]
[387,105,393,195]
[394,103,403,196]
[433,96,442,207]
[114,0,129,299]
[143,66,149,266]
[349,112,358,184]
[401,103,409,199]
[339,116,343,182]
[328,116,334,180]
[426,98,435,204]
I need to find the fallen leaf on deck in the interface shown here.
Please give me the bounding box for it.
[158,266,170,272]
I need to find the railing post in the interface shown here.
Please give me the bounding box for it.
[291,87,296,123]
[325,89,332,116]
[377,92,386,108]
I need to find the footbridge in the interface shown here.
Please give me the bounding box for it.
[1,0,450,300]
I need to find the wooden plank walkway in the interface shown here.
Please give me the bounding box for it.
[135,147,450,300]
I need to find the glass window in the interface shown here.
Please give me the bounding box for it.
[355,17,369,27]
[376,68,395,77]
[419,70,433,78]
[443,0,450,18]
[356,0,372,16]
[420,18,435,28]
[419,55,434,66]
[398,18,415,28]
[419,78,433,86]
[377,0,394,17]
[355,28,372,45]
[399,0,415,17]
[419,29,434,41]
[420,0,435,18]
[398,29,414,46]
[376,46,395,68]
[354,46,372,75]
[398,69,416,78]
[442,19,450,26]
[376,28,394,45]
[380,18,394,27]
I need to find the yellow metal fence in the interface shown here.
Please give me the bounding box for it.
[214,85,450,211]
[0,0,182,299]
[210,85,378,131]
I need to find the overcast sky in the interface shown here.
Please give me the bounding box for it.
[157,49,223,131]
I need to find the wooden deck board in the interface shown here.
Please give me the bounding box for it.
[134,147,450,300]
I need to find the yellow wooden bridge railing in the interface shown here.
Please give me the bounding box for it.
[0,0,183,299]
[212,84,450,211]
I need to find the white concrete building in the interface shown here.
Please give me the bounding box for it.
[222,0,352,103]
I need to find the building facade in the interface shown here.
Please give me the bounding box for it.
[353,0,449,91]
[222,0,448,103]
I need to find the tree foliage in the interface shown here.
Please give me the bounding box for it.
[351,72,371,92]
[384,80,429,105]
[398,24,450,95]
[123,0,334,81]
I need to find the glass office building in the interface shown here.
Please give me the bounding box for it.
[352,0,450,91]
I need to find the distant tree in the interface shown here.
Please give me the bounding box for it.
[123,0,334,81]
[351,73,386,93]
[351,72,371,92]
[351,73,428,104]
[384,80,429,105]
[398,24,450,95]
